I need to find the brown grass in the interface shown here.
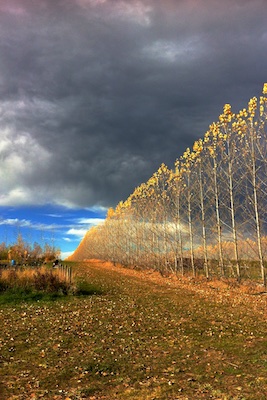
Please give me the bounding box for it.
[0,266,75,296]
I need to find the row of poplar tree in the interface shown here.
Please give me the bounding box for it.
[81,85,267,284]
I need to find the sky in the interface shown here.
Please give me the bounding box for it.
[0,0,267,259]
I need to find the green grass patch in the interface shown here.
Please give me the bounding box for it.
[75,279,104,296]
[0,288,68,304]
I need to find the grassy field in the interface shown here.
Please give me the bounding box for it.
[1,261,267,399]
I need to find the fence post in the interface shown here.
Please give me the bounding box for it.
[68,266,72,283]
[55,264,72,284]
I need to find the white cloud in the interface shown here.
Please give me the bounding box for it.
[66,228,88,237]
[0,123,52,207]
[0,218,28,227]
[63,237,72,242]
[0,217,61,232]
[0,187,56,207]
[87,205,108,213]
[61,250,75,260]
[75,218,105,225]
[62,218,104,243]
[0,188,32,207]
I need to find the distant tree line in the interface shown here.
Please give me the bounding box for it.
[80,85,267,284]
[0,233,60,266]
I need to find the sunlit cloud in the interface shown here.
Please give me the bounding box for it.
[0,189,30,207]
[0,188,51,207]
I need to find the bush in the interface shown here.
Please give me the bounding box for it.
[0,266,103,304]
[33,271,70,294]
[0,267,73,298]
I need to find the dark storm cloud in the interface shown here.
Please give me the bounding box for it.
[0,0,267,208]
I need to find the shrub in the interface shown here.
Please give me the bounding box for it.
[0,267,73,297]
[0,266,102,304]
[33,271,70,294]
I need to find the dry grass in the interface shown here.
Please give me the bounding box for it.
[0,266,76,302]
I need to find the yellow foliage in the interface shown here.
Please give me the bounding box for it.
[107,207,115,219]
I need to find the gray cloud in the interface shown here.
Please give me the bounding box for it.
[0,0,267,208]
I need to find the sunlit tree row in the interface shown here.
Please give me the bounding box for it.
[83,85,267,284]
